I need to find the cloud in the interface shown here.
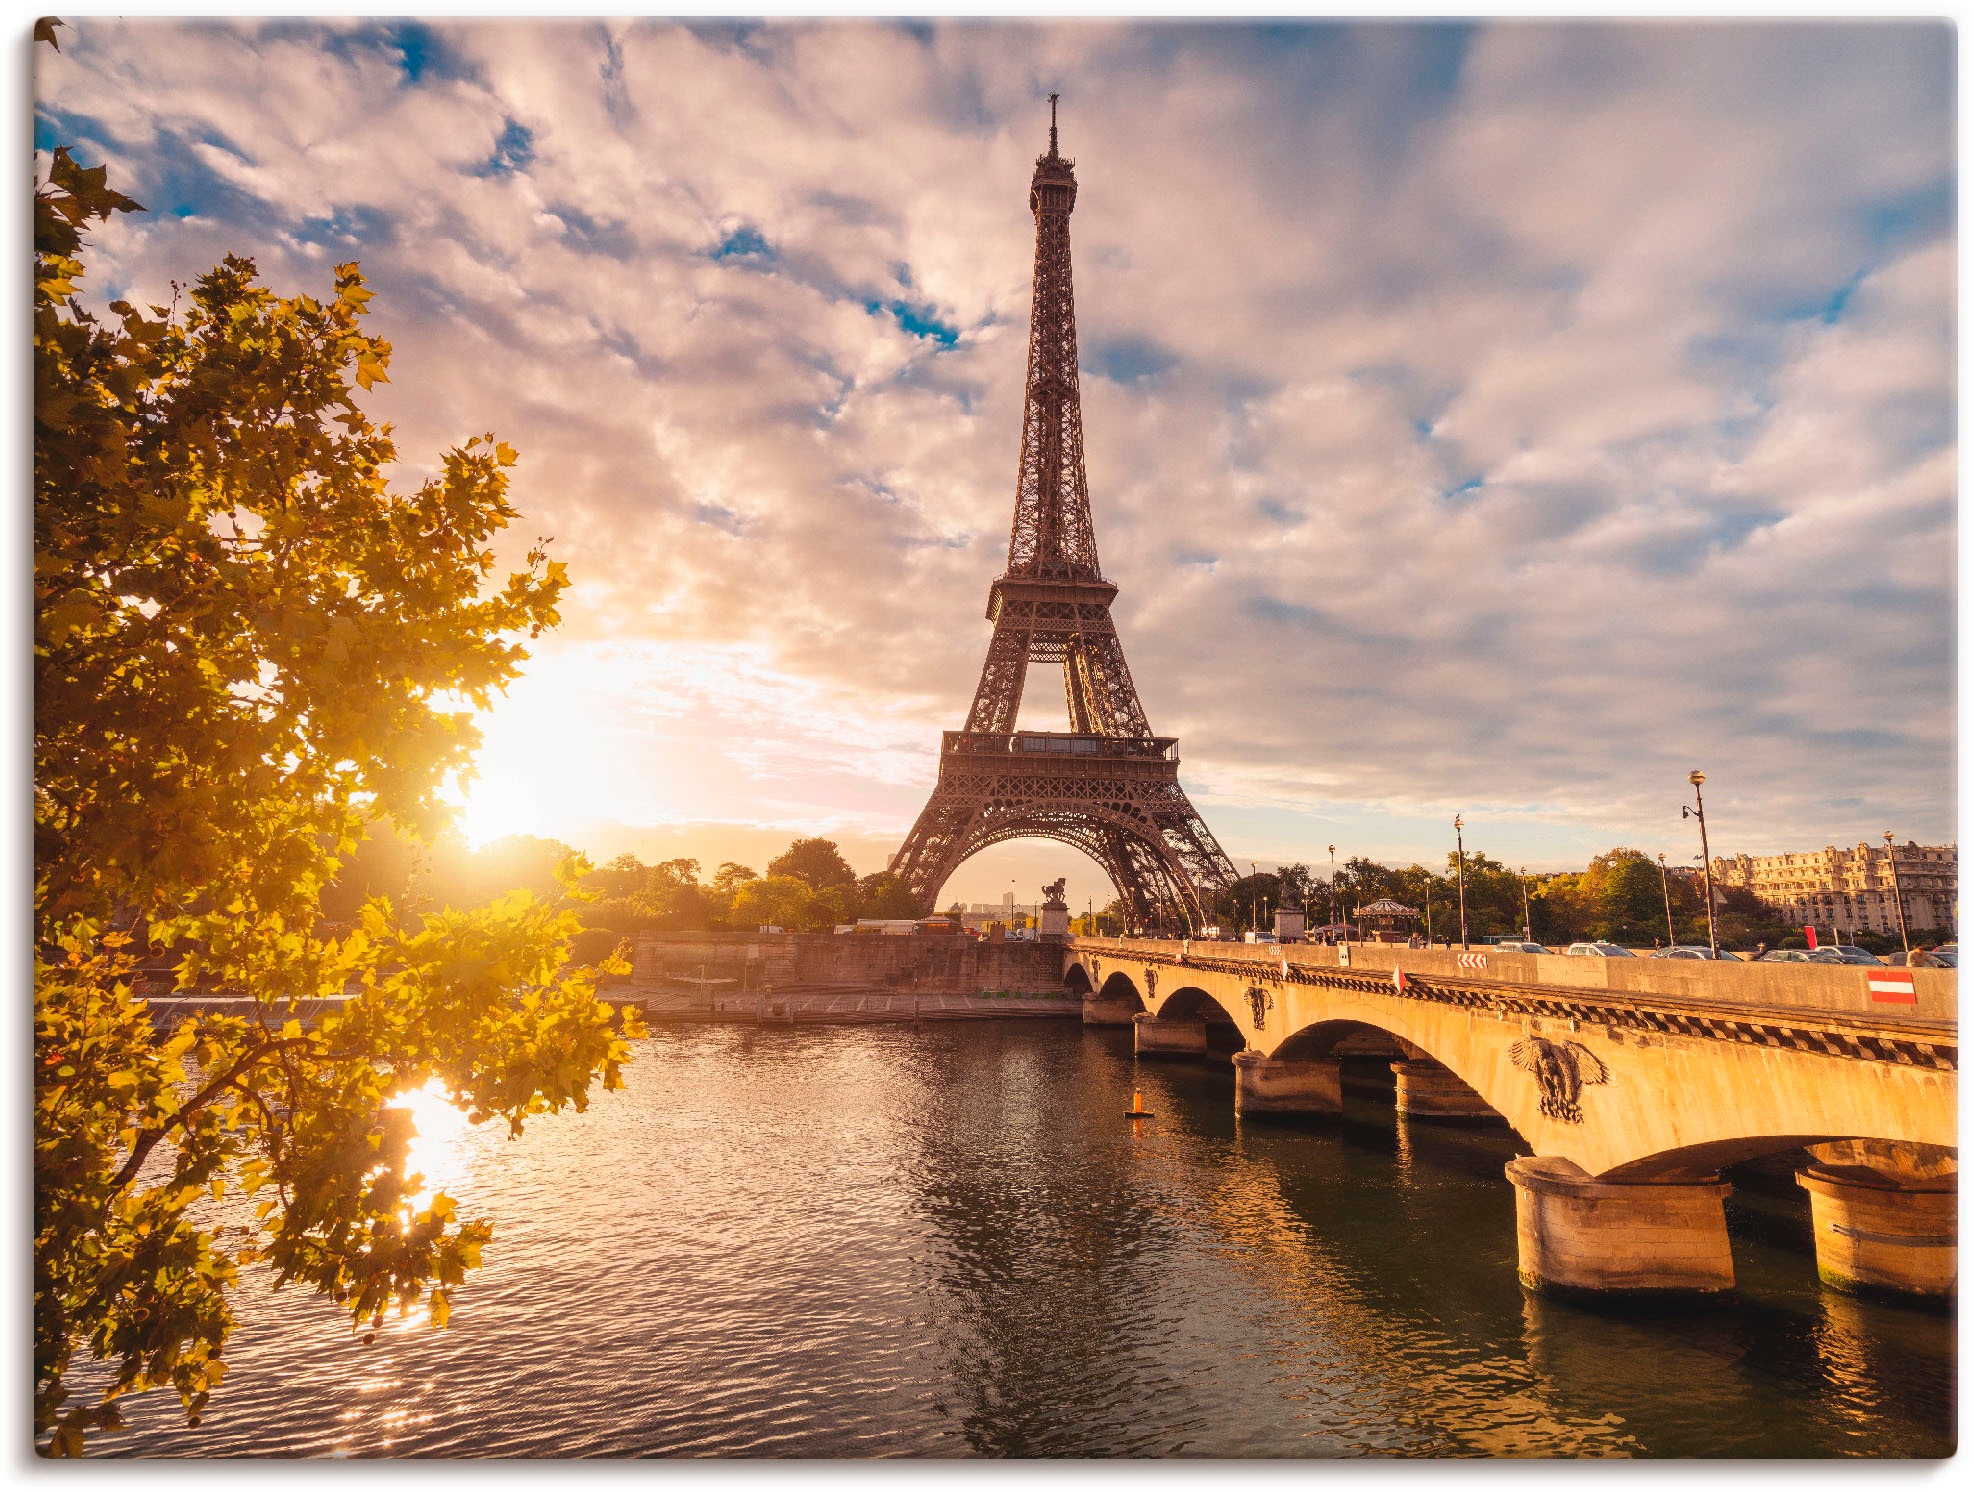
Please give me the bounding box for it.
[35,18,1956,903]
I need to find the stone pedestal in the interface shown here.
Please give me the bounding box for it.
[1231,1052,1341,1116]
[1132,1012,1207,1057]
[1082,993,1142,1027]
[1506,1157,1735,1298]
[1796,1166,1957,1299]
[1273,905,1307,943]
[1037,901,1070,941]
[1392,1059,1496,1119]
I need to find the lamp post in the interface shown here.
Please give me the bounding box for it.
[1682,771,1719,956]
[1657,852,1675,949]
[1453,814,1469,950]
[1520,866,1533,943]
[1883,831,1911,955]
[1327,844,1338,930]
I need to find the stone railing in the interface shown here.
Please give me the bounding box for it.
[1068,937,1956,1026]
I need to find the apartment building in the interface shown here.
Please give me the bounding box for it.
[1711,841,1957,937]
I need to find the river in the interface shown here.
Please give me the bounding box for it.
[85,1019,1954,1457]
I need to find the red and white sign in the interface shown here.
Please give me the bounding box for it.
[1392,968,1408,993]
[1457,953,1488,970]
[1867,969,1917,1005]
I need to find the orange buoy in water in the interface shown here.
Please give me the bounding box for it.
[1124,1088,1154,1118]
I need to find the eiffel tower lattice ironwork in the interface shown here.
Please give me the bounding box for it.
[889,99,1238,931]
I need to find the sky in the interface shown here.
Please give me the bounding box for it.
[33,16,1959,911]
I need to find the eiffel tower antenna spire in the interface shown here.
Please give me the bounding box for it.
[888,109,1238,932]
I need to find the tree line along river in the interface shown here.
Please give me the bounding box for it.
[79,1019,1953,1458]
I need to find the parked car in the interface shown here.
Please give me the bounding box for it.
[1651,945,1737,960]
[1756,948,1813,963]
[1564,942,1634,957]
[1907,945,1957,968]
[1493,941,1549,955]
[1808,946,1884,966]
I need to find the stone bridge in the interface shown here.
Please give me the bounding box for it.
[1063,937,1956,1303]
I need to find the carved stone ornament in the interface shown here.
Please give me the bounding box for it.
[1510,1036,1609,1124]
[1245,984,1273,1029]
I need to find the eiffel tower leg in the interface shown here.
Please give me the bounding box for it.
[889,790,987,914]
[1071,628,1152,739]
[962,622,1032,736]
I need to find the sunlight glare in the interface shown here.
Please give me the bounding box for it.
[389,1075,474,1210]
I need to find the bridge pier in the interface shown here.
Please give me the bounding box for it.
[1132,1012,1207,1057]
[1391,1059,1496,1120]
[1507,1157,1735,1299]
[1231,1052,1341,1116]
[1795,1167,1957,1300]
[1082,993,1143,1027]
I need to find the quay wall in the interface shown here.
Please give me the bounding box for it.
[632,932,1066,995]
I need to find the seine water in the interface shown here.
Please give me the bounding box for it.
[88,1020,1953,1458]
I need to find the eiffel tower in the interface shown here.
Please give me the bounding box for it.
[890,98,1238,932]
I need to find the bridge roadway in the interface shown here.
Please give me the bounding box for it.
[1064,936,1956,1302]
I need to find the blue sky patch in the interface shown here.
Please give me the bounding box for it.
[868,298,959,345]
[713,225,775,261]
[478,119,534,177]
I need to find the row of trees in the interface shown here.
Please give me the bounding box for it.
[1202,848,1826,950]
[323,826,927,961]
[336,828,1930,962]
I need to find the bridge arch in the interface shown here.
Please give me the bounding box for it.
[1602,1134,1959,1183]
[1094,970,1144,1011]
[1154,983,1243,1028]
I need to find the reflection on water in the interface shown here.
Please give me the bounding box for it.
[81,1022,1953,1458]
[390,1076,475,1214]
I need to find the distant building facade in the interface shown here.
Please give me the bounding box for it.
[1711,841,1957,937]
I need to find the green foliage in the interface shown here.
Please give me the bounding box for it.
[1214,873,1282,934]
[34,146,640,1454]
[731,875,822,931]
[765,836,856,892]
[854,871,921,920]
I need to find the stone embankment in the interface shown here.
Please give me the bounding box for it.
[624,931,1077,1026]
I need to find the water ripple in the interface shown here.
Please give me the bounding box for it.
[72,1020,1954,1458]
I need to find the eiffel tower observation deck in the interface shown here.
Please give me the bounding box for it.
[889,99,1238,932]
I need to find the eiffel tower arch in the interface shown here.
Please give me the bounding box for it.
[889,99,1238,932]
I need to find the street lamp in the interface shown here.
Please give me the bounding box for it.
[1453,814,1469,950]
[1883,831,1911,955]
[1681,771,1719,956]
[1327,844,1338,928]
[1657,852,1675,949]
[1520,866,1533,943]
